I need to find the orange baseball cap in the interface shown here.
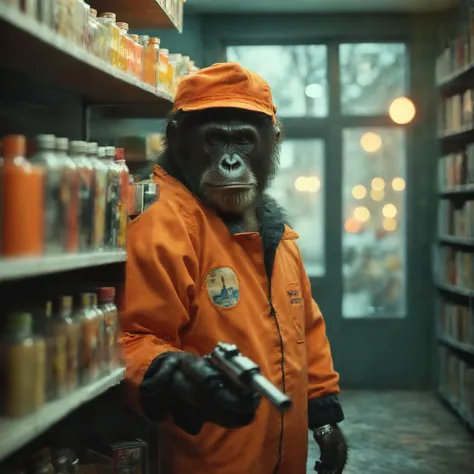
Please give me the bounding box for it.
[172,62,277,124]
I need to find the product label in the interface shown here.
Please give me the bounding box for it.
[105,170,120,248]
[92,169,107,249]
[44,170,63,253]
[61,168,79,252]
[78,168,94,251]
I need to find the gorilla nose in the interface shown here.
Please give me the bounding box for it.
[220,154,244,174]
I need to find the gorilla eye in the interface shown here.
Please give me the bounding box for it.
[234,133,252,145]
[206,133,221,146]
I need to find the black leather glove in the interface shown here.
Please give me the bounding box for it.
[140,351,261,435]
[313,424,348,474]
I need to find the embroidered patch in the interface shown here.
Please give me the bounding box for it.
[206,268,240,308]
[287,284,303,306]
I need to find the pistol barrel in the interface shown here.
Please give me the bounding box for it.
[250,373,293,413]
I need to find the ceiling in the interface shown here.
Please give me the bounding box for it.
[185,0,458,14]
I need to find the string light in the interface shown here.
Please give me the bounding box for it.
[389,97,416,125]
[360,132,382,153]
[392,177,406,191]
[371,177,385,191]
[352,185,367,200]
[383,218,397,231]
[354,206,370,223]
[382,204,397,219]
[370,189,384,201]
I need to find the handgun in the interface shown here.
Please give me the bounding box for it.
[205,342,293,413]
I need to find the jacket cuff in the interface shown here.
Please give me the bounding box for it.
[308,394,345,429]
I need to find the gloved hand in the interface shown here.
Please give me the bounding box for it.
[313,424,348,474]
[140,351,261,435]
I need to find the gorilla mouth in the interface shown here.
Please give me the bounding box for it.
[205,183,254,190]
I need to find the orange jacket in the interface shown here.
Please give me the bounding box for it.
[121,166,343,474]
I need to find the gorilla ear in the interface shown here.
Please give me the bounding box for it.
[274,124,282,143]
[166,120,178,144]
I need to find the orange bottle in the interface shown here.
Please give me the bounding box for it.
[143,37,160,87]
[1,135,44,257]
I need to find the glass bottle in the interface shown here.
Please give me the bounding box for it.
[56,137,79,254]
[129,34,143,80]
[53,0,74,41]
[1,312,46,417]
[114,148,129,249]
[51,449,70,474]
[69,141,94,252]
[87,142,107,251]
[56,295,80,392]
[98,12,121,68]
[102,146,121,249]
[87,8,107,60]
[42,300,67,401]
[1,135,44,257]
[77,292,101,384]
[143,37,160,87]
[116,21,132,74]
[90,292,106,373]
[74,0,89,48]
[98,287,119,370]
[30,134,64,255]
[168,53,181,96]
[159,48,170,93]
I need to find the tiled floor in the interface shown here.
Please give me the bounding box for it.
[307,391,474,474]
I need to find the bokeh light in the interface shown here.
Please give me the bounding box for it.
[371,177,385,191]
[383,218,398,231]
[382,204,397,219]
[370,189,385,201]
[345,217,362,233]
[295,176,321,193]
[354,206,370,222]
[360,132,382,153]
[389,97,416,125]
[392,177,406,192]
[352,185,367,200]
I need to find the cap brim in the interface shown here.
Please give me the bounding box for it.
[173,98,276,123]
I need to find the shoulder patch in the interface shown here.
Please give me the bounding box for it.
[206,267,240,308]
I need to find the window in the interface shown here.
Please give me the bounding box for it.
[267,139,325,276]
[340,43,407,116]
[342,128,406,318]
[226,45,328,117]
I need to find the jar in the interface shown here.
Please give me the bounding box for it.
[98,287,119,369]
[1,312,46,417]
[98,12,121,68]
[143,37,160,87]
[30,134,65,255]
[87,8,108,61]
[76,293,101,384]
[116,22,133,74]
[74,0,89,48]
[1,135,44,257]
[159,48,169,93]
[129,34,143,80]
[168,53,182,96]
[114,148,129,249]
[56,137,79,253]
[53,0,74,41]
[57,296,81,392]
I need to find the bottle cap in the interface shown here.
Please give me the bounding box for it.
[56,137,69,152]
[105,146,116,158]
[2,135,26,158]
[116,21,129,30]
[161,48,169,55]
[148,37,160,45]
[99,12,116,20]
[114,148,124,161]
[87,142,99,157]
[90,8,97,17]
[37,134,56,150]
[45,301,53,318]
[81,293,92,308]
[129,34,139,42]
[98,287,116,301]
[98,146,106,158]
[61,295,73,312]
[70,141,87,154]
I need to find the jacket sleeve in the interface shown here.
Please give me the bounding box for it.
[299,256,345,429]
[120,201,199,415]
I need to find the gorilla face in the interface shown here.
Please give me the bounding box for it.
[165,108,280,215]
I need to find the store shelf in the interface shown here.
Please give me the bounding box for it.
[440,185,474,196]
[0,4,174,116]
[436,281,474,297]
[0,251,126,282]
[438,235,474,246]
[438,389,474,431]
[0,368,125,461]
[92,0,182,31]
[438,335,474,356]
[438,125,474,142]
[437,62,474,95]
